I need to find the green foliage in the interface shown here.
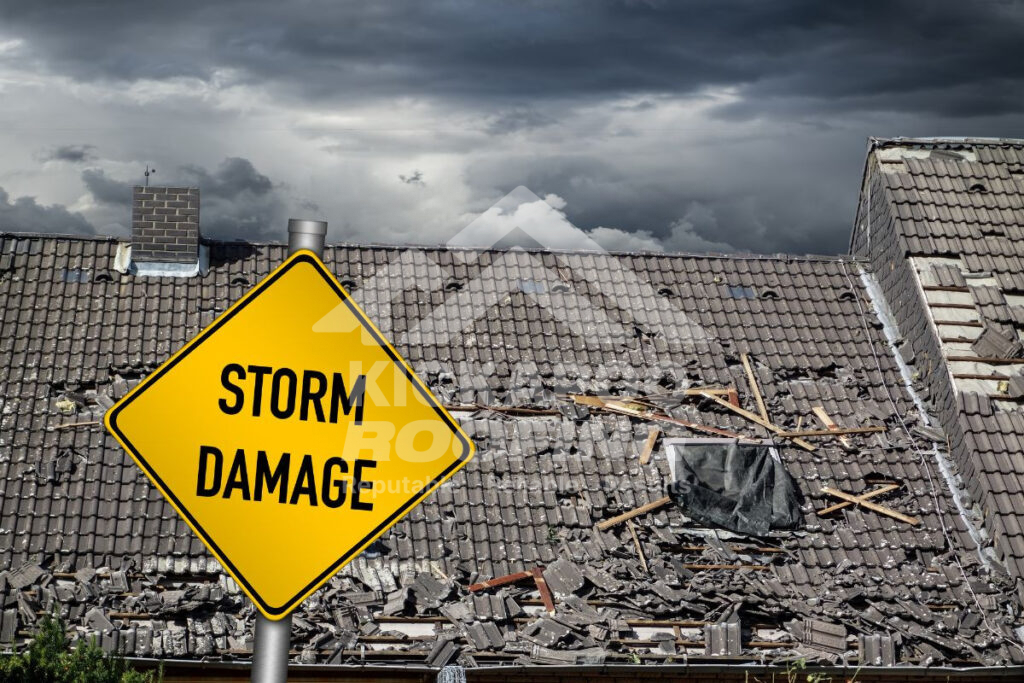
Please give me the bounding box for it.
[744,658,862,683]
[0,615,160,683]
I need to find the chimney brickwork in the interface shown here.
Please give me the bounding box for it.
[131,186,200,263]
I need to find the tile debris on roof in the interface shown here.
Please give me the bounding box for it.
[0,201,1022,670]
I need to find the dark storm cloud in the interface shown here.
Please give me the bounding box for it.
[0,187,95,234]
[179,157,274,199]
[80,158,286,240]
[177,158,285,240]
[4,0,1023,113]
[3,0,1024,253]
[485,108,555,135]
[42,144,96,164]
[82,169,131,206]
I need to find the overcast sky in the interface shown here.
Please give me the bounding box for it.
[0,1,1022,255]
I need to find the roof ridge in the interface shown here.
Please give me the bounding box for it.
[0,230,122,243]
[871,136,1024,148]
[0,230,861,264]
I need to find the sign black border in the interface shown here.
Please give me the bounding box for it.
[107,252,473,617]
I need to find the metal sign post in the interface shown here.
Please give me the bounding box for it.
[250,218,327,683]
[251,612,293,682]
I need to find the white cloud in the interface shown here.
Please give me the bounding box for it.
[543,193,566,210]
[448,186,605,251]
[587,227,664,253]
[662,202,735,253]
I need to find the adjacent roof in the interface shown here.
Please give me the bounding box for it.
[1,232,1020,669]
[852,137,1024,591]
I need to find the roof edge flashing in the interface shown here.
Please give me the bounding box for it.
[115,242,210,278]
[870,135,1024,148]
[857,265,996,570]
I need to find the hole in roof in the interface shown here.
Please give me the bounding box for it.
[359,539,390,558]
[929,149,966,161]
[229,275,250,286]
[444,279,464,291]
[838,290,857,302]
[633,324,656,339]
[61,268,90,284]
[517,279,546,294]
[863,471,902,488]
[658,286,677,297]
[968,182,988,193]
[728,285,757,299]
[759,288,780,300]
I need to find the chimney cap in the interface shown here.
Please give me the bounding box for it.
[287,219,327,236]
[287,219,328,257]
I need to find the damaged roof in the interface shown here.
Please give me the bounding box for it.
[853,137,1024,597]
[0,232,1022,670]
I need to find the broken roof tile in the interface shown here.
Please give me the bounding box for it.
[704,620,741,656]
[541,558,585,599]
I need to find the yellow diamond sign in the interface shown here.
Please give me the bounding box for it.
[105,251,474,619]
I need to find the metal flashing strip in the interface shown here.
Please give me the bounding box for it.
[115,243,210,277]
[857,267,992,568]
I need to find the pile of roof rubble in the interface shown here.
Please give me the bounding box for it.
[3,353,1023,669]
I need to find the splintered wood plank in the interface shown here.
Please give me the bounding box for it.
[468,570,534,592]
[531,567,556,614]
[817,483,900,516]
[640,413,752,440]
[603,399,649,416]
[778,426,886,438]
[568,394,607,408]
[626,520,649,573]
[682,387,735,396]
[726,388,741,409]
[697,392,815,451]
[820,486,920,526]
[811,406,851,447]
[54,420,101,430]
[599,399,754,441]
[639,427,661,465]
[596,496,672,531]
[741,353,769,423]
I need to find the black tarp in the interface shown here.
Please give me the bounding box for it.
[666,439,802,536]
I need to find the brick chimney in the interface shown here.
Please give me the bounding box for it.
[131,186,200,264]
